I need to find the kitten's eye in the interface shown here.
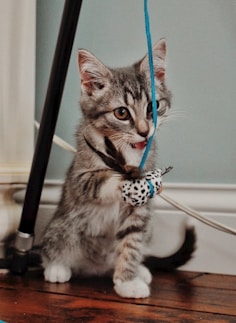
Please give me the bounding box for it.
[114,107,131,121]
[147,101,160,118]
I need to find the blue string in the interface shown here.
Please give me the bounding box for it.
[139,0,158,170]
[146,179,155,198]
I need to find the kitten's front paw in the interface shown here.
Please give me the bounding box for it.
[114,278,150,298]
[137,265,152,285]
[44,263,72,283]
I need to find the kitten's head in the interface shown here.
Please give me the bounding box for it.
[78,39,171,153]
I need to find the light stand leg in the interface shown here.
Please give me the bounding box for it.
[10,0,83,274]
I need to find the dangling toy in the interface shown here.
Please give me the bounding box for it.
[121,0,166,207]
[122,167,173,207]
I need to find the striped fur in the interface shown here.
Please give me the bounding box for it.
[41,40,193,299]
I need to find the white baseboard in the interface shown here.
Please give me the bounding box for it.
[13,181,236,275]
[0,184,25,258]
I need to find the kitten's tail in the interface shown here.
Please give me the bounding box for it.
[144,227,196,271]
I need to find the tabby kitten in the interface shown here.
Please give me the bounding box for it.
[41,39,193,298]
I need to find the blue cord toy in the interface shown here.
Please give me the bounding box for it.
[121,0,172,207]
[139,0,158,171]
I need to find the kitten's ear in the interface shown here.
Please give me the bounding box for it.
[140,38,166,82]
[78,50,112,95]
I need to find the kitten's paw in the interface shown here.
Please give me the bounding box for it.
[137,265,152,285]
[44,263,72,283]
[114,278,150,298]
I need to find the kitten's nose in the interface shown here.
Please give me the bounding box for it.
[138,130,149,138]
[136,120,149,138]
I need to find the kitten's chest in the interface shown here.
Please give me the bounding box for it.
[86,201,121,236]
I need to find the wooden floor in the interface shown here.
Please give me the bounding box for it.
[0,269,235,323]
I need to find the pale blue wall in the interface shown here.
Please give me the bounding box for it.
[36,0,236,184]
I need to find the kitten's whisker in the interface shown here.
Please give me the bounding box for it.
[111,134,131,153]
[156,108,186,126]
[109,133,130,150]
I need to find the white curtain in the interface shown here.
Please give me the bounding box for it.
[0,0,35,183]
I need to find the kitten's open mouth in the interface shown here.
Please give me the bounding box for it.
[131,139,147,150]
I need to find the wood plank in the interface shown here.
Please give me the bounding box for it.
[0,287,235,323]
[0,270,202,298]
[190,272,236,290]
[0,270,236,318]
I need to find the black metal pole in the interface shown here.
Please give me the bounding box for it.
[10,0,83,274]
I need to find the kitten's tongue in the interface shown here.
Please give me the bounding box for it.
[132,140,147,150]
